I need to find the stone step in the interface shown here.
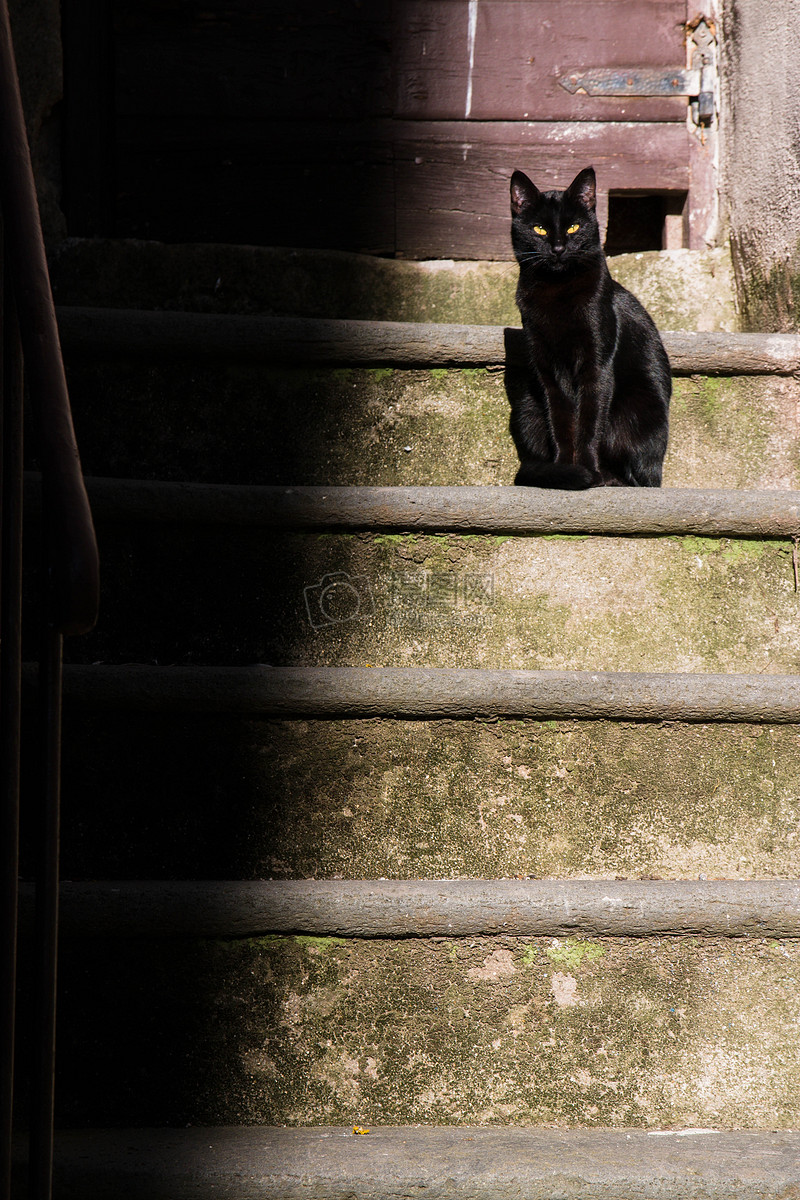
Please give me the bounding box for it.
[55,309,799,372]
[37,663,800,882]
[48,480,800,671]
[51,665,800,720]
[49,240,737,330]
[61,478,800,535]
[30,928,800,1127]
[16,1127,800,1200]
[59,351,800,491]
[63,521,800,670]
[50,707,800,882]
[39,879,800,939]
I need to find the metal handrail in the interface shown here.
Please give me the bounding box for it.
[0,2,99,1198]
[0,3,98,636]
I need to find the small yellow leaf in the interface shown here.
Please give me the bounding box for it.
[352,1126,370,1135]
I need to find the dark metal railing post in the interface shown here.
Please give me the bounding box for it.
[27,630,63,1200]
[0,239,24,1200]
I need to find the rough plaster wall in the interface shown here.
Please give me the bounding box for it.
[8,0,65,244]
[721,0,800,329]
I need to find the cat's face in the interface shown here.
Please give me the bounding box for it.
[510,167,601,274]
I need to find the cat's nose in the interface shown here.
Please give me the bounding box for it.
[552,243,565,257]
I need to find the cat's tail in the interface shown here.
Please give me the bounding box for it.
[515,461,595,489]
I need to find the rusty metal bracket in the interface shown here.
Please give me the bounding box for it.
[558,16,717,127]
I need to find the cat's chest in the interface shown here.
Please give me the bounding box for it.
[521,304,601,361]
[518,279,612,358]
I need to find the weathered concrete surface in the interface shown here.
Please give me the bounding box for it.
[64,529,800,674]
[49,241,737,331]
[53,714,800,882]
[48,879,800,940]
[60,479,800,538]
[56,310,785,371]
[61,363,800,489]
[610,250,736,334]
[52,666,800,720]
[48,933,800,1127]
[721,0,800,330]
[17,1127,800,1200]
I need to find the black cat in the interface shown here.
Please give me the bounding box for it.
[509,166,671,488]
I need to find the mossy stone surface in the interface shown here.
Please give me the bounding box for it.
[54,713,800,882]
[52,933,800,1128]
[67,529,800,674]
[62,361,800,490]
[50,241,736,330]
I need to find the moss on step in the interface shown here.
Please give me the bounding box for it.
[71,529,800,674]
[608,249,737,333]
[64,360,800,490]
[54,933,800,1128]
[50,242,736,330]
[55,712,800,883]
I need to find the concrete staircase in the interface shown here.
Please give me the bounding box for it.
[16,242,800,1195]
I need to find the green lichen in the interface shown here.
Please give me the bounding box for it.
[545,940,606,970]
[293,936,347,953]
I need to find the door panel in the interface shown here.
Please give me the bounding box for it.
[64,0,712,256]
[393,0,688,122]
[394,121,689,257]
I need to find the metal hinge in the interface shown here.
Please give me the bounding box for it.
[558,16,717,126]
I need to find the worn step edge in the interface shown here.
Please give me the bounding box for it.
[13,1127,800,1200]
[26,880,800,939]
[25,477,800,536]
[44,665,800,722]
[54,307,800,374]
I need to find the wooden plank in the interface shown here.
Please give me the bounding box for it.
[45,879,800,939]
[113,0,393,121]
[393,0,689,123]
[114,119,395,251]
[393,121,690,257]
[113,113,688,253]
[54,664,800,722]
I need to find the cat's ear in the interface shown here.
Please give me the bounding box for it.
[510,170,540,215]
[565,167,597,212]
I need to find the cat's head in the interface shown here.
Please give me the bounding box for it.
[510,166,601,274]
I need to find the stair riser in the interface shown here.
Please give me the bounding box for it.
[49,242,737,331]
[38,934,800,1128]
[60,364,800,489]
[48,714,800,881]
[62,528,800,673]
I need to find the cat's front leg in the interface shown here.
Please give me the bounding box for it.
[574,370,613,480]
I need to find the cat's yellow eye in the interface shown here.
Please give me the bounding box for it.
[533,225,548,235]
[566,223,580,234]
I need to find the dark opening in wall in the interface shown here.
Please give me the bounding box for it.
[604,192,688,256]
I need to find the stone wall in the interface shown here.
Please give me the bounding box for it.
[720,0,800,330]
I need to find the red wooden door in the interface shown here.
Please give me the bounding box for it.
[66,1,716,256]
[390,0,715,256]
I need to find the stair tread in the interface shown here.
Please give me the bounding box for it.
[38,878,800,939]
[22,1126,800,1198]
[32,476,800,536]
[54,306,800,374]
[45,663,800,722]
